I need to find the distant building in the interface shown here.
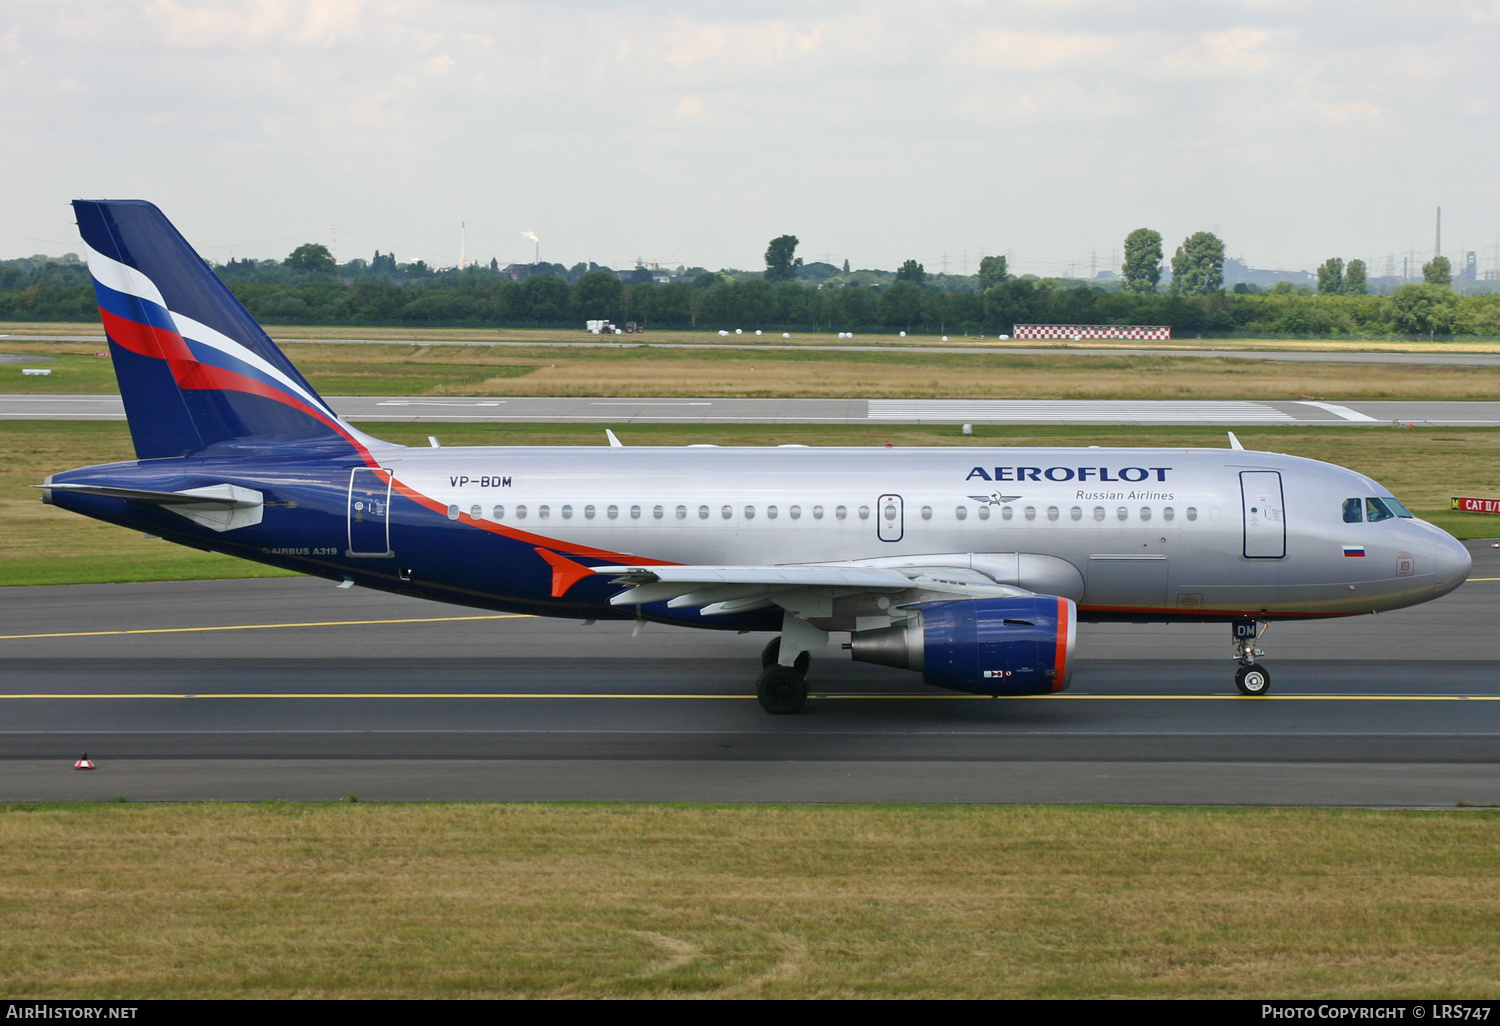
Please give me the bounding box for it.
[1222,257,1315,289]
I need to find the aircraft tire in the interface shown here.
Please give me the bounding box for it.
[1235,663,1271,696]
[757,665,808,714]
[761,637,780,669]
[760,637,811,675]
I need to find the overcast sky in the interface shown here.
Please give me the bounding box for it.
[3,1,1497,277]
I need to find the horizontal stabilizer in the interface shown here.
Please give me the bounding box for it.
[41,482,264,532]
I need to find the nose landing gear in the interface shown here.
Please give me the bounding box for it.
[1232,619,1271,695]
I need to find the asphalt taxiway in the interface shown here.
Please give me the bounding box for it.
[1,540,1497,804]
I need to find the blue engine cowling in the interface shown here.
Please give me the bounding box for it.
[848,595,1076,695]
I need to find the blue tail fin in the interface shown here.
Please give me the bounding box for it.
[74,199,379,460]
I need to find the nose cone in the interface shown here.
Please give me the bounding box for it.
[1431,532,1473,599]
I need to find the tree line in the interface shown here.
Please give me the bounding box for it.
[3,237,1496,337]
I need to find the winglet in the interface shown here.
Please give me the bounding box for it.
[605,429,623,448]
[1227,431,1244,450]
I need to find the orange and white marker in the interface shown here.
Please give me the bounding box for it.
[74,754,94,770]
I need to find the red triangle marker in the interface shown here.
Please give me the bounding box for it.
[74,754,94,770]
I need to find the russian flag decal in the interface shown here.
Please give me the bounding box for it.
[1343,546,1366,557]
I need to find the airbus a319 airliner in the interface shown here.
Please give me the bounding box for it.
[41,201,1473,712]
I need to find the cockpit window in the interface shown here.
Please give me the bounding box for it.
[1342,498,1363,523]
[1381,495,1414,518]
[1365,497,1395,523]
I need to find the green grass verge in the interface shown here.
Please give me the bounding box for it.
[6,337,1500,399]
[1,803,1498,998]
[3,421,1497,587]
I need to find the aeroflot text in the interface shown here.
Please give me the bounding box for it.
[966,467,1172,483]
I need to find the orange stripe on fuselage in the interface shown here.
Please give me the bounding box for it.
[386,476,675,567]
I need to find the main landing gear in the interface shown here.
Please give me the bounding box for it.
[757,637,811,714]
[1232,619,1271,696]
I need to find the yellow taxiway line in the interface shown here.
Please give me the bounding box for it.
[1,693,1497,701]
[0,613,533,641]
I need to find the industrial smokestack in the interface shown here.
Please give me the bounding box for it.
[1435,207,1442,261]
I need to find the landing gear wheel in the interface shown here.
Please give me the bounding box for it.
[760,637,810,674]
[757,664,808,714]
[761,637,780,669]
[1235,663,1271,696]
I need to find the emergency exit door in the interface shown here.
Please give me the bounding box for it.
[1240,471,1285,559]
[878,494,903,542]
[347,467,394,557]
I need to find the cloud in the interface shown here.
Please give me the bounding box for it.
[146,0,368,48]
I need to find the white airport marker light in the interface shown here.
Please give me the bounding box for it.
[782,332,790,338]
[718,330,728,336]
[755,330,762,336]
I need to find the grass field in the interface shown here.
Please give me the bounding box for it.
[7,336,1500,400]
[0,802,1497,998]
[2,420,1496,587]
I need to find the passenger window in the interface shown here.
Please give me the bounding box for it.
[1163,507,1174,522]
[446,505,460,520]
[584,505,595,519]
[1069,507,1082,521]
[539,505,550,519]
[1343,498,1363,523]
[920,506,933,520]
[1185,507,1197,521]
[790,505,802,520]
[977,505,990,520]
[1047,506,1059,521]
[1024,506,1036,521]
[698,505,709,519]
[493,505,505,519]
[1116,507,1128,521]
[652,505,664,520]
[1093,506,1105,522]
[767,506,778,520]
[607,505,618,520]
[562,505,573,519]
[744,505,756,519]
[813,505,824,519]
[1140,507,1152,522]
[630,505,641,519]
[676,505,687,520]
[858,505,869,520]
[956,506,968,520]
[721,505,733,520]
[1366,497,1395,523]
[1001,506,1013,520]
[516,505,528,519]
[835,505,847,520]
[470,504,482,519]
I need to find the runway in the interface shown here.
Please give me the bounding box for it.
[1,540,1497,804]
[7,394,1500,426]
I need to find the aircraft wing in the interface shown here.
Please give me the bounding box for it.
[593,562,1027,618]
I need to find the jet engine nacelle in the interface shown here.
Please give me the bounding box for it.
[849,595,1076,695]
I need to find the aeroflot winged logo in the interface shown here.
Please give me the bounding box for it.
[968,492,1023,505]
[966,465,1173,483]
